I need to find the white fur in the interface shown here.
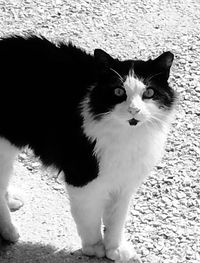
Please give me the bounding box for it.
[0,138,19,242]
[67,74,174,262]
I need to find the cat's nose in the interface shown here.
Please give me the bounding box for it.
[128,106,140,115]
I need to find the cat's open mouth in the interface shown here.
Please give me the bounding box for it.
[128,118,139,126]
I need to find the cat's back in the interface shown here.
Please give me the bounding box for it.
[0,36,59,68]
[0,35,95,85]
[0,36,95,125]
[0,36,78,81]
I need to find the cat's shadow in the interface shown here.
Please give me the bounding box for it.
[0,240,110,263]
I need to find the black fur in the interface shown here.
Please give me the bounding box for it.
[0,35,99,186]
[0,35,175,187]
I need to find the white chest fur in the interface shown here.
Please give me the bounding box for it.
[83,115,169,192]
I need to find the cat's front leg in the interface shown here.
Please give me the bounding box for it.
[103,191,141,263]
[67,184,106,258]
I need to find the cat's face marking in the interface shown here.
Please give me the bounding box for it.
[113,72,167,127]
[86,50,176,128]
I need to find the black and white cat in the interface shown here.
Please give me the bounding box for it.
[0,36,176,262]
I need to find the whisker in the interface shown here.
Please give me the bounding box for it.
[145,115,167,130]
[109,68,124,83]
[146,71,165,82]
[150,116,167,128]
[93,111,111,120]
[144,119,156,131]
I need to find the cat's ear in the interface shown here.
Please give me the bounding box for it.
[94,49,114,68]
[151,52,174,79]
[154,51,174,70]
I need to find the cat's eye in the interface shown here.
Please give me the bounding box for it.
[114,88,125,97]
[143,88,155,99]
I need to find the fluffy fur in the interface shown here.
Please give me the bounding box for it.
[0,35,176,262]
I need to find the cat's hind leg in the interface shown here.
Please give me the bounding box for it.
[0,138,19,242]
[6,189,24,212]
[67,182,106,258]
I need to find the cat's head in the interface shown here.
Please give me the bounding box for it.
[86,49,176,128]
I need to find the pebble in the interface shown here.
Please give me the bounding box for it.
[162,196,172,205]
[176,192,187,199]
[31,162,41,168]
[53,184,63,190]
[187,123,194,129]
[18,153,27,160]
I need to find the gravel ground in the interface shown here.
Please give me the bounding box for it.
[0,0,200,262]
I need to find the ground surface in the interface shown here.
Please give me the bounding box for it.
[0,0,200,262]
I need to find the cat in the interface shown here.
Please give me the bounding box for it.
[0,35,176,262]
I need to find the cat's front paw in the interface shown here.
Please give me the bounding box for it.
[82,240,106,258]
[106,242,141,263]
[1,224,20,243]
